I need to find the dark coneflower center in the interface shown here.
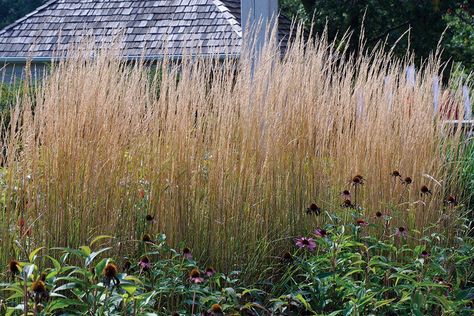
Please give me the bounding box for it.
[447,195,457,205]
[421,185,431,194]
[31,280,46,294]
[190,268,200,278]
[211,304,223,313]
[391,170,401,177]
[376,211,382,217]
[142,234,152,242]
[145,215,154,221]
[421,250,428,256]
[9,260,20,274]
[398,227,405,232]
[104,263,118,278]
[302,239,310,245]
[343,199,352,207]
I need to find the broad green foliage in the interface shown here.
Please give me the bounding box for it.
[0,218,472,315]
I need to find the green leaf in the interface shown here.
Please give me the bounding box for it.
[45,298,88,313]
[374,298,396,309]
[53,283,78,293]
[295,293,313,311]
[85,247,112,267]
[124,275,143,286]
[29,247,44,263]
[90,235,114,247]
[94,258,108,277]
[122,285,137,295]
[47,255,61,271]
[79,246,91,257]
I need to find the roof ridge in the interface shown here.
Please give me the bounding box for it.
[0,0,61,36]
[213,0,242,38]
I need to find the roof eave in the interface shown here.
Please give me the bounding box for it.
[0,53,241,64]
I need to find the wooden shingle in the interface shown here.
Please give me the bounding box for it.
[0,0,293,59]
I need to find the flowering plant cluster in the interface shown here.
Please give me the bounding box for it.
[1,223,472,315]
[1,172,473,315]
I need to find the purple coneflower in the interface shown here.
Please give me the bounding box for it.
[205,267,216,277]
[295,237,316,251]
[189,268,204,284]
[342,199,354,208]
[210,304,223,315]
[9,260,20,275]
[375,211,383,218]
[139,256,151,272]
[356,219,369,227]
[421,250,430,258]
[313,228,327,237]
[281,252,293,263]
[183,247,193,260]
[142,234,152,242]
[306,203,321,215]
[446,195,458,206]
[103,263,120,287]
[391,170,401,178]
[395,226,408,238]
[341,190,351,199]
[123,260,132,272]
[352,175,365,186]
[31,279,48,303]
[420,185,432,196]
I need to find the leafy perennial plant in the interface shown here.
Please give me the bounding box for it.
[1,195,472,315]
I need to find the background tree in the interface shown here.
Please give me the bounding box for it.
[0,0,46,29]
[281,0,474,74]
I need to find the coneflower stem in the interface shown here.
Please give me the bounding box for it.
[191,290,197,315]
[397,185,408,205]
[23,271,28,316]
[354,185,358,208]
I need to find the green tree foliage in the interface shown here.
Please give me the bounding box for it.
[0,0,46,29]
[283,0,474,73]
[444,3,474,73]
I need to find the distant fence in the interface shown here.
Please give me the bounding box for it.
[407,65,473,137]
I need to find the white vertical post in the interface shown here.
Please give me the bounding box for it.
[463,85,472,120]
[433,75,440,114]
[241,0,279,55]
[406,65,416,87]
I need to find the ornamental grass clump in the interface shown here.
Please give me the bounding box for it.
[0,25,470,273]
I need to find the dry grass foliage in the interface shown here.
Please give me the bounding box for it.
[0,32,468,271]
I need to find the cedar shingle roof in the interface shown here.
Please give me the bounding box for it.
[0,0,293,60]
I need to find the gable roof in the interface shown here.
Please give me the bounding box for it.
[0,0,293,62]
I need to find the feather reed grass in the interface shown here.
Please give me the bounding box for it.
[0,31,469,275]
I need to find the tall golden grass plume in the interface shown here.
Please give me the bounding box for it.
[0,29,467,272]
